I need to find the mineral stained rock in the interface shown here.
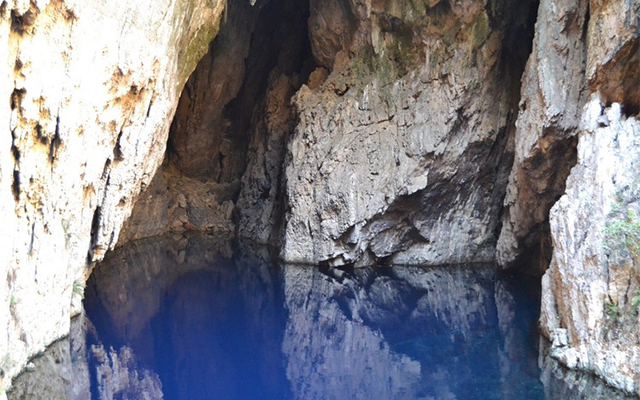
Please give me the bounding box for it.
[541,97,640,395]
[1,0,639,395]
[0,0,225,389]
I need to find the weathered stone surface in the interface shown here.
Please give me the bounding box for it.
[116,168,235,245]
[496,0,588,271]
[541,97,640,394]
[123,0,312,246]
[168,0,262,180]
[0,0,225,389]
[540,340,640,400]
[281,0,537,265]
[497,0,640,272]
[7,313,91,400]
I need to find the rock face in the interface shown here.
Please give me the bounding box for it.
[0,0,225,389]
[497,0,640,272]
[280,0,537,265]
[1,0,639,395]
[120,0,313,246]
[541,98,640,394]
[496,0,588,271]
[498,0,640,392]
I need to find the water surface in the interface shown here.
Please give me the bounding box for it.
[8,234,636,400]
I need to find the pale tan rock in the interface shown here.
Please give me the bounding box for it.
[541,96,640,394]
[0,0,225,389]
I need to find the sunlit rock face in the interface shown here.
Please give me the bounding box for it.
[497,0,640,273]
[540,98,640,395]
[0,0,225,387]
[280,0,538,266]
[539,343,639,400]
[495,0,640,390]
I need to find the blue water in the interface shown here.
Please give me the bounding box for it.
[8,234,635,400]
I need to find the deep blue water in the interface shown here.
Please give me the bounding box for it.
[8,234,637,400]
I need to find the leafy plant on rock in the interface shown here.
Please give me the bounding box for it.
[72,280,85,300]
[604,207,640,260]
[605,300,620,319]
[631,289,640,316]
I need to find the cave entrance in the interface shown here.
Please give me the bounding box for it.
[117,0,315,247]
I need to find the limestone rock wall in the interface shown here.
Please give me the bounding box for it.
[496,0,588,271]
[495,0,640,392]
[541,98,640,394]
[0,0,225,390]
[497,0,640,272]
[281,0,537,265]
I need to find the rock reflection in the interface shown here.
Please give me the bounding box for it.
[282,265,544,400]
[7,313,91,400]
[9,234,638,400]
[83,233,289,400]
[7,311,162,400]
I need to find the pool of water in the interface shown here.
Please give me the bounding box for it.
[7,234,637,400]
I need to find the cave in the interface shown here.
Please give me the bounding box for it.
[4,0,640,398]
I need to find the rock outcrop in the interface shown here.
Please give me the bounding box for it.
[496,0,588,272]
[0,0,225,390]
[541,97,640,394]
[1,0,639,394]
[280,0,537,265]
[497,0,640,274]
[495,0,640,392]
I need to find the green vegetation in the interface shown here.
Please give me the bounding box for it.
[603,179,640,261]
[603,207,640,260]
[9,294,15,308]
[72,280,85,300]
[0,354,13,377]
[605,300,620,319]
[631,289,640,316]
[602,181,640,323]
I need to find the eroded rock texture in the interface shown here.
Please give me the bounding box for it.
[500,0,640,393]
[0,0,225,389]
[120,0,313,246]
[541,98,640,394]
[280,0,537,265]
[497,0,640,272]
[496,0,588,272]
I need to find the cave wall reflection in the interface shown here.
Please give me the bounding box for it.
[7,234,637,400]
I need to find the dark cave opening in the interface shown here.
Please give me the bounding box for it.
[117,0,316,246]
[166,0,314,183]
[124,0,550,279]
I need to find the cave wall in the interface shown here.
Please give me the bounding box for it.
[280,0,537,266]
[118,0,313,246]
[0,0,226,390]
[1,0,639,395]
[498,0,640,393]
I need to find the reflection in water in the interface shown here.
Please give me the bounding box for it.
[7,234,636,400]
[282,265,544,400]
